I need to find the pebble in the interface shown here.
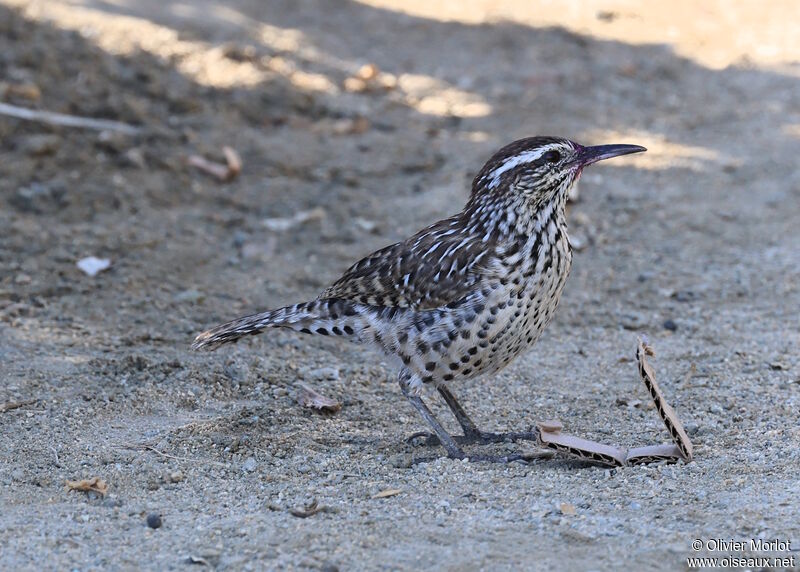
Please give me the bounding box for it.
[20,134,60,156]
[242,457,257,472]
[173,289,204,304]
[389,454,413,469]
[662,319,678,331]
[307,367,340,381]
[619,312,646,330]
[146,513,162,529]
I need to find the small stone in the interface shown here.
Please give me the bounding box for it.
[619,312,646,330]
[389,454,413,469]
[146,513,162,529]
[168,471,184,483]
[20,134,61,156]
[662,319,678,331]
[76,256,111,277]
[102,497,123,508]
[242,457,257,472]
[308,367,340,381]
[173,289,204,304]
[672,290,697,302]
[123,148,147,169]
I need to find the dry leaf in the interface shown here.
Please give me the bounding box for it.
[297,383,341,413]
[371,489,402,499]
[65,477,108,497]
[560,502,577,515]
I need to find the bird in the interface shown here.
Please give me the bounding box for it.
[192,136,646,462]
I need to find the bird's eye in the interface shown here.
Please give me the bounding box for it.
[543,150,561,163]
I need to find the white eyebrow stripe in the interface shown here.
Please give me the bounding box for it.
[483,148,547,189]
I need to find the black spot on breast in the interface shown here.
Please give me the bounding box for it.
[316,327,329,336]
[449,362,460,371]
[473,359,482,367]
[462,368,472,376]
[398,331,408,344]
[460,355,470,363]
[417,340,429,354]
[331,326,342,335]
[343,325,354,335]
[300,328,312,334]
[425,361,436,372]
[460,330,471,340]
[468,346,478,355]
[422,375,433,383]
[443,373,454,381]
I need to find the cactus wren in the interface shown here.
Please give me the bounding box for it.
[192,136,646,462]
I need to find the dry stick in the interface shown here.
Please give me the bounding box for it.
[0,102,141,135]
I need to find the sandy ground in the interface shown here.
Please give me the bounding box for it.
[1,1,799,570]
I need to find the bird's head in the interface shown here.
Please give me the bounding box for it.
[472,136,646,208]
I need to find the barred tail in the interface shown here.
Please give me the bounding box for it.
[191,298,366,351]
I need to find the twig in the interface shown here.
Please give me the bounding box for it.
[0,398,37,413]
[0,102,141,135]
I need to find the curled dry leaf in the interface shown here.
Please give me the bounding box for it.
[65,477,108,497]
[296,383,341,413]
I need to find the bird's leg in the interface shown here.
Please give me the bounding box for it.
[399,373,524,463]
[436,385,482,441]
[401,389,465,459]
[409,385,540,447]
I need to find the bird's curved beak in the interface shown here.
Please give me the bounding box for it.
[573,143,647,167]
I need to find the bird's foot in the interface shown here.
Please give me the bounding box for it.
[407,429,539,447]
[451,451,529,464]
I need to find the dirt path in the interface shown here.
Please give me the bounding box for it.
[1,1,798,570]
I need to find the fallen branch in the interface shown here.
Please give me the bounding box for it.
[0,102,141,135]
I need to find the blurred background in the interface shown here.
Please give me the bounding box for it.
[1,1,798,570]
